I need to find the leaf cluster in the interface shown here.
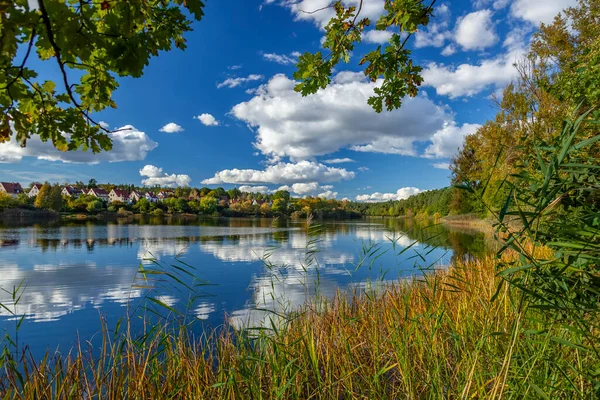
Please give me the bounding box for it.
[293,0,434,113]
[0,0,204,152]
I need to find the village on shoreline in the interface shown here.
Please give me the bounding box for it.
[0,180,365,220]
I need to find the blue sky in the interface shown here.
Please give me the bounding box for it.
[0,0,575,201]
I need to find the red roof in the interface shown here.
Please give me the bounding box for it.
[89,188,108,196]
[112,189,130,197]
[63,186,82,194]
[0,182,24,195]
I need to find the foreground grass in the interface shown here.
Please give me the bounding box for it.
[1,252,597,399]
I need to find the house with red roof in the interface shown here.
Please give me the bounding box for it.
[0,182,24,198]
[129,190,143,203]
[109,189,130,203]
[87,188,108,201]
[27,183,43,198]
[61,186,83,198]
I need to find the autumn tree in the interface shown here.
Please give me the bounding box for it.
[271,198,288,216]
[134,198,150,213]
[87,200,102,213]
[273,190,290,203]
[189,188,200,200]
[199,196,217,215]
[227,187,241,200]
[48,184,62,211]
[450,0,599,214]
[33,182,51,209]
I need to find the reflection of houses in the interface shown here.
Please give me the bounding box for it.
[27,183,43,198]
[109,189,130,203]
[0,182,24,198]
[87,188,108,201]
[61,186,83,198]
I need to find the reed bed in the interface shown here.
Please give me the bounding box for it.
[0,249,597,399]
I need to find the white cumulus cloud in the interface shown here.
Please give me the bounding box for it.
[0,125,157,164]
[201,161,354,185]
[194,113,220,126]
[322,158,354,164]
[238,185,271,193]
[455,10,498,50]
[424,122,481,158]
[262,52,299,65]
[217,74,264,89]
[422,47,525,98]
[414,5,452,49]
[277,182,337,198]
[363,30,393,44]
[231,73,454,160]
[441,44,457,56]
[317,189,338,199]
[159,122,184,133]
[356,187,422,202]
[278,182,320,195]
[140,165,191,187]
[510,0,576,25]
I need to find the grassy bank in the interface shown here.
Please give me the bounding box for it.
[441,213,494,231]
[1,248,596,399]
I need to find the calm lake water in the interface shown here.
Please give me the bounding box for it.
[0,217,487,356]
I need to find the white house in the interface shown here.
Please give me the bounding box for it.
[0,182,24,198]
[27,183,43,198]
[61,186,83,197]
[144,191,158,203]
[87,188,109,201]
[109,189,130,203]
[129,190,143,203]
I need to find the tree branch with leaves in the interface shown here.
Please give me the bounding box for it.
[294,0,436,112]
[0,0,205,152]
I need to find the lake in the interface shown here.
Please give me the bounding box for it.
[0,217,487,356]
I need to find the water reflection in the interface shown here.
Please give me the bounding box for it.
[230,269,341,329]
[0,218,489,350]
[0,261,141,322]
[199,233,354,268]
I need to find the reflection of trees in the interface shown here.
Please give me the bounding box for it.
[272,229,290,243]
[447,231,487,260]
[0,239,19,247]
